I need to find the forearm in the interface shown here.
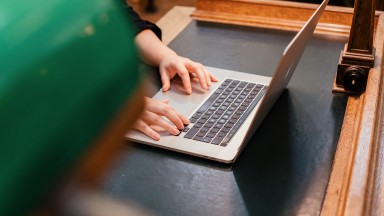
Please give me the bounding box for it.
[134,29,176,66]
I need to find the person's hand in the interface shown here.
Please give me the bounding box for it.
[159,54,218,94]
[133,97,190,141]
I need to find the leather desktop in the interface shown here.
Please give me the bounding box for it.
[102,21,348,216]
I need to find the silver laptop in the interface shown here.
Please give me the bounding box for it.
[127,0,328,163]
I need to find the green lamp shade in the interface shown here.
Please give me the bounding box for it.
[0,0,141,214]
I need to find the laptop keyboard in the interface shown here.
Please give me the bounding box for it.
[183,78,267,147]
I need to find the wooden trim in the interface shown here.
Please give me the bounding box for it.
[362,14,384,215]
[321,12,384,216]
[156,6,194,45]
[191,0,382,37]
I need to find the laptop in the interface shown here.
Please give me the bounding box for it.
[127,0,329,163]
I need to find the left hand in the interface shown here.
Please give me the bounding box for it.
[159,54,218,94]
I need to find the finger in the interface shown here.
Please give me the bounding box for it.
[174,63,192,94]
[204,67,218,82]
[161,99,169,104]
[210,72,218,82]
[160,66,171,92]
[203,67,212,87]
[134,119,161,141]
[195,67,208,90]
[173,108,190,126]
[185,62,208,90]
[204,67,218,84]
[151,104,185,130]
[144,111,181,135]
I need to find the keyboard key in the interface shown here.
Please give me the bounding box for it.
[224,123,234,128]
[225,110,234,115]
[197,119,206,124]
[215,89,223,94]
[184,127,199,139]
[183,127,190,132]
[196,132,207,137]
[221,127,231,133]
[221,115,230,120]
[235,110,244,115]
[212,136,224,145]
[238,106,247,111]
[193,123,203,128]
[208,118,216,123]
[245,99,253,103]
[209,106,218,111]
[190,118,198,123]
[206,133,216,138]
[216,110,224,115]
[200,127,210,132]
[202,114,211,119]
[214,123,224,128]
[229,119,238,124]
[202,137,213,143]
[232,114,240,119]
[239,81,247,87]
[193,136,203,141]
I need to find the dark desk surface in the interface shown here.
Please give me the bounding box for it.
[102,22,348,216]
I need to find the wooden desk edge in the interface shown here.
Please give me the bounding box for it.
[191,0,383,38]
[158,4,384,215]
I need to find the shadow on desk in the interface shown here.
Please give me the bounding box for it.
[233,90,346,215]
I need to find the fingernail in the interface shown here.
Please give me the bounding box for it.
[154,134,160,141]
[172,128,180,135]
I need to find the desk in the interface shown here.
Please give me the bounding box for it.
[99,5,373,215]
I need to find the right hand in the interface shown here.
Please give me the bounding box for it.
[133,97,190,141]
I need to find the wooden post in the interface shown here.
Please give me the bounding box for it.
[334,0,376,93]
